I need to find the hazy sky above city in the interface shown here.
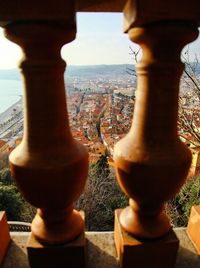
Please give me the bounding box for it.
[0,12,199,69]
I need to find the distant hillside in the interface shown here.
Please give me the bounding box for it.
[0,63,199,81]
[65,64,134,78]
[0,65,134,81]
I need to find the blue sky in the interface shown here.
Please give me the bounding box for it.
[0,12,199,68]
[62,13,138,65]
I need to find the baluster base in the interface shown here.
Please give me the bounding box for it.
[27,230,86,268]
[0,212,11,265]
[187,205,200,254]
[114,209,179,268]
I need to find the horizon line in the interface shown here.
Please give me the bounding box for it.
[0,63,135,70]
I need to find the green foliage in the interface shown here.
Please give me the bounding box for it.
[166,175,200,227]
[0,168,14,185]
[0,184,23,220]
[0,167,36,222]
[0,167,23,220]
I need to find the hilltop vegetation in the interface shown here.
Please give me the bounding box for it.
[1,156,199,230]
[0,168,35,222]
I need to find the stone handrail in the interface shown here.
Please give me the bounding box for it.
[8,221,31,232]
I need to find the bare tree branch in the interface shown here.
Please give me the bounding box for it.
[129,46,200,146]
[183,69,200,98]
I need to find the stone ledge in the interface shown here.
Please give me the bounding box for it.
[2,229,200,268]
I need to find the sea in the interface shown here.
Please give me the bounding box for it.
[0,79,22,114]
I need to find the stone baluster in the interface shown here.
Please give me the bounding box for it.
[187,205,200,254]
[114,21,198,268]
[0,212,10,265]
[4,20,88,267]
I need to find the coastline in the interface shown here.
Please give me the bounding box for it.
[0,96,23,124]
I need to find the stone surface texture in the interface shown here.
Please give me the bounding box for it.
[114,209,179,268]
[2,229,200,268]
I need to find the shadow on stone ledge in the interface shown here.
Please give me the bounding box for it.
[176,246,200,268]
[2,239,29,268]
[86,232,118,268]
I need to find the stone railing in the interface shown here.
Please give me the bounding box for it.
[0,0,200,267]
[8,221,31,232]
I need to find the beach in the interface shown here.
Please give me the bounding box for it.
[0,97,23,125]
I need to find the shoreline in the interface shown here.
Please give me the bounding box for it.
[0,96,23,124]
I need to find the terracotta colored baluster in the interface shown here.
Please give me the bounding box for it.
[114,21,198,267]
[4,21,88,266]
[187,205,200,254]
[0,212,10,265]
